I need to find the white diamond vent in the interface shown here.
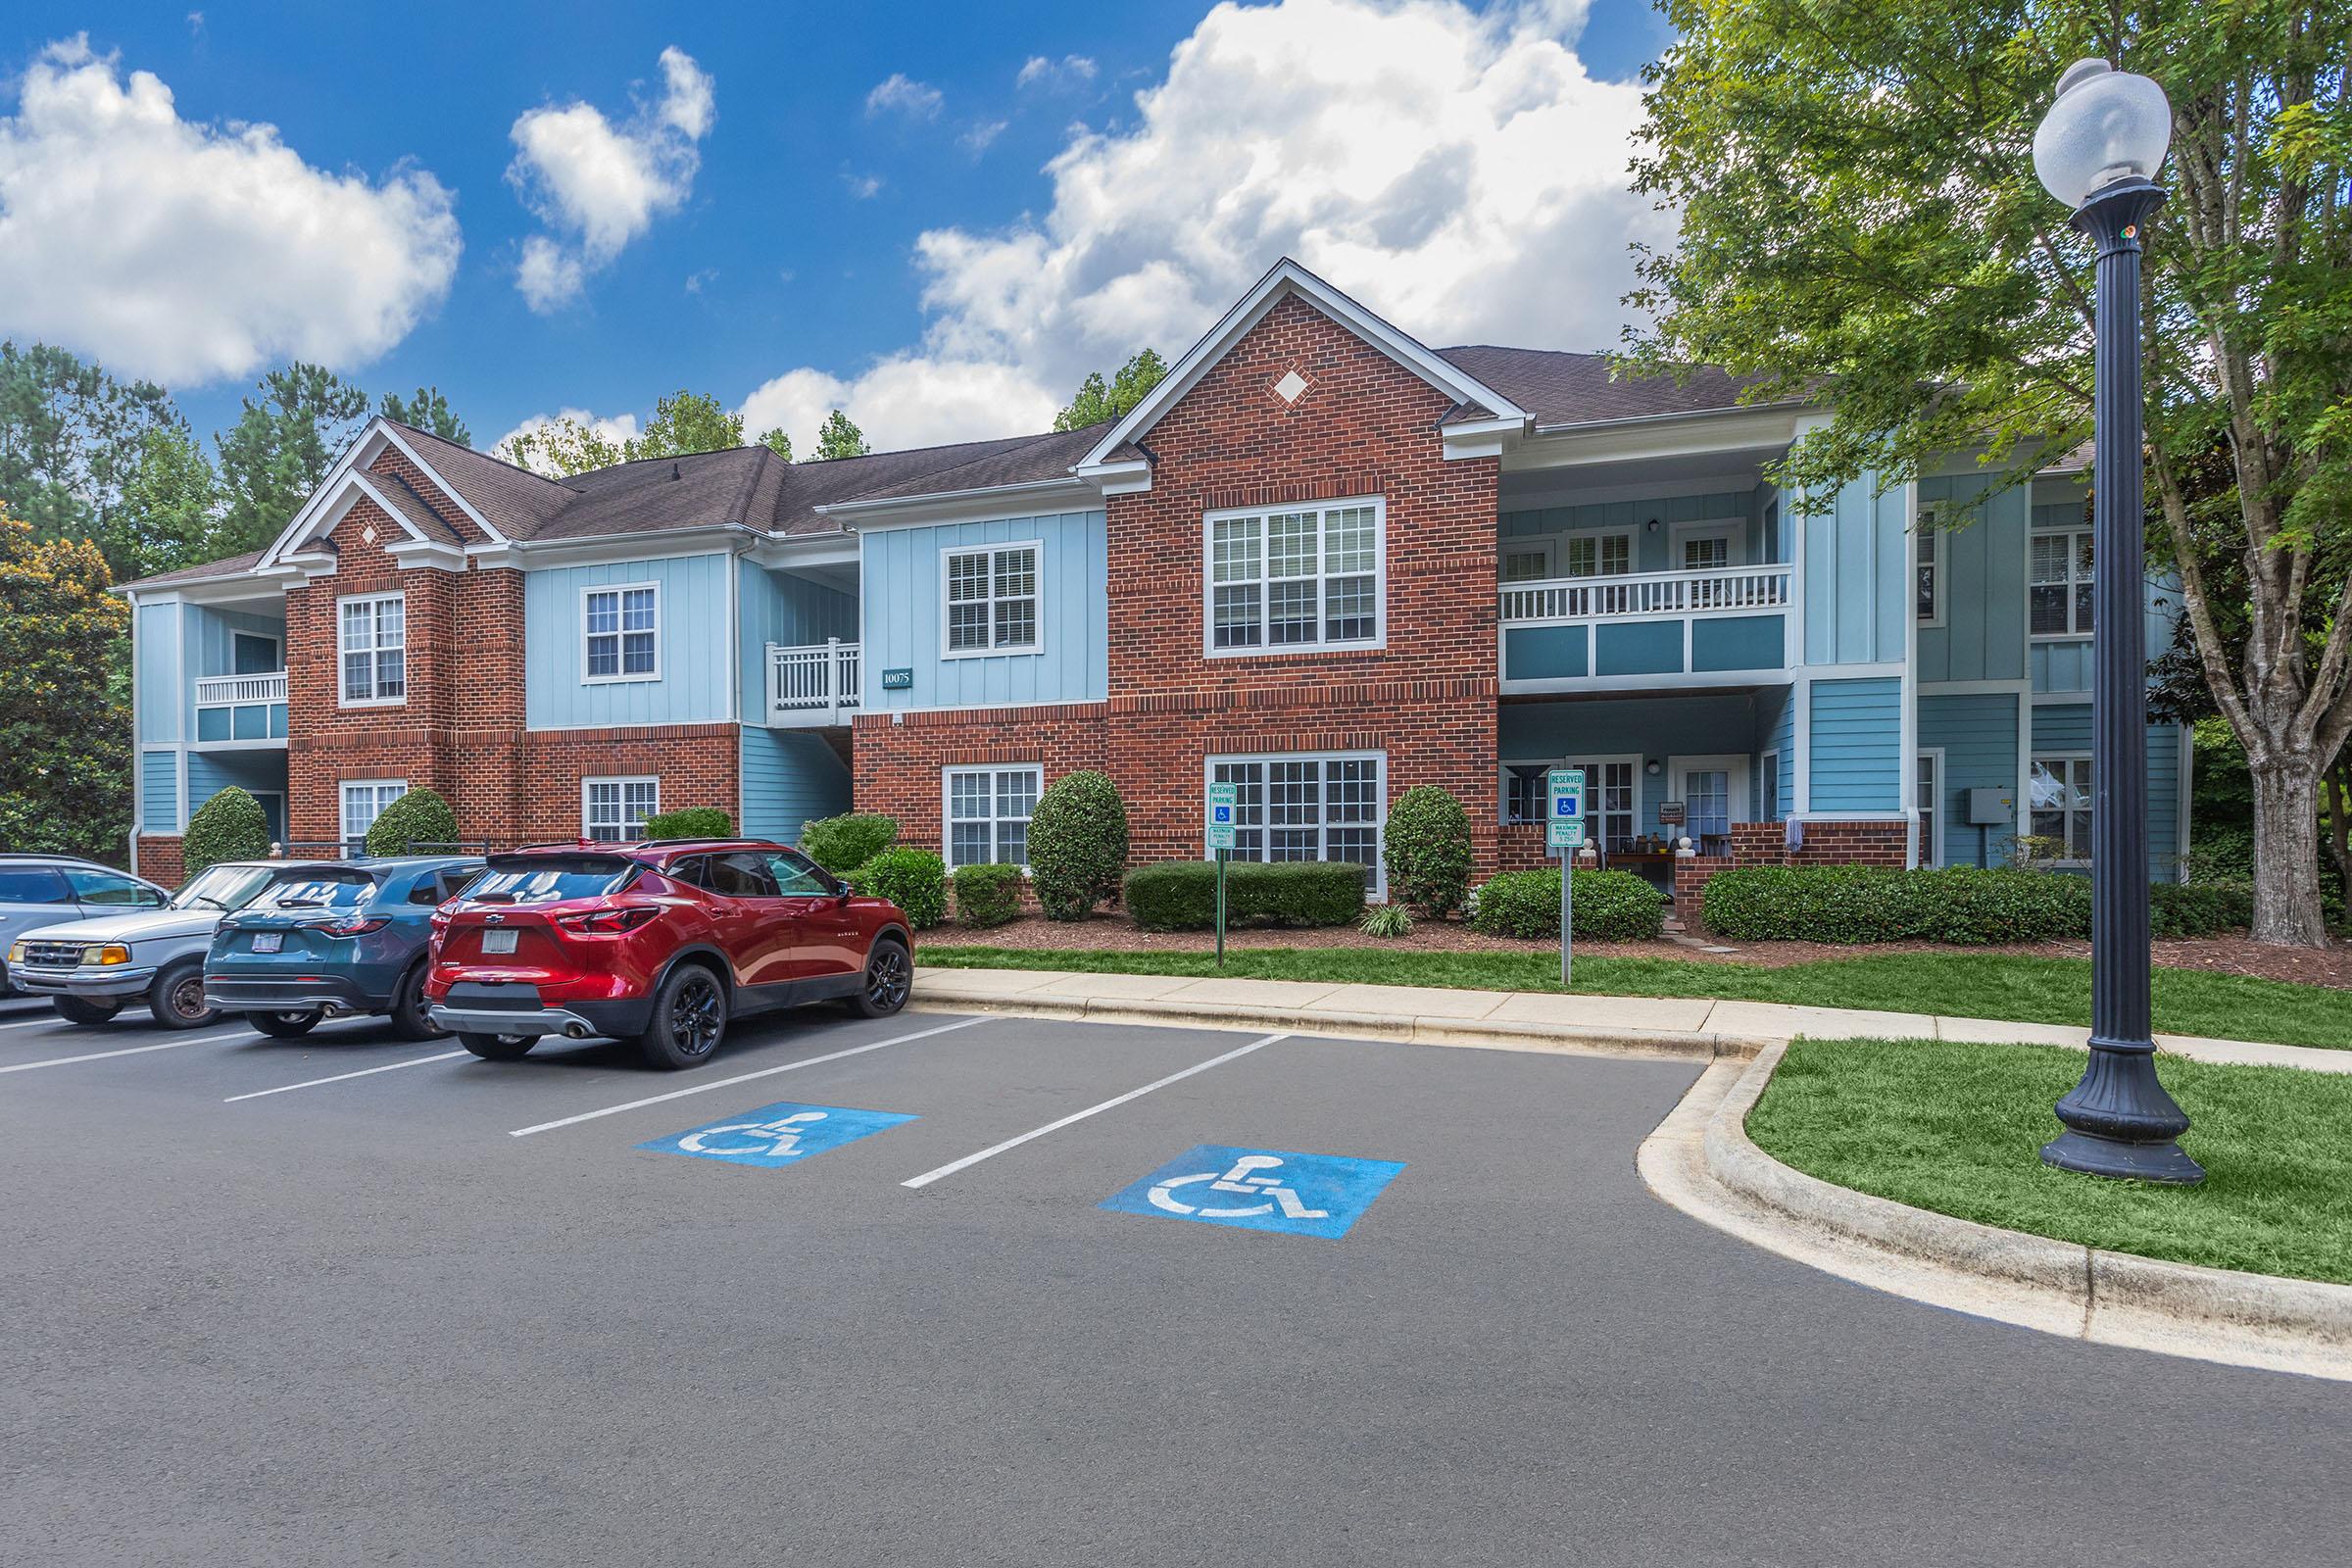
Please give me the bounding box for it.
[1273,368,1309,405]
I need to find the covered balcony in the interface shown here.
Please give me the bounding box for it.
[192,671,289,745]
[766,639,861,727]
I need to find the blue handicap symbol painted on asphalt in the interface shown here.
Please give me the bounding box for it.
[1101,1145,1403,1239]
[641,1101,915,1169]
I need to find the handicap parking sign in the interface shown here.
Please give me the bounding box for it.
[1101,1145,1404,1239]
[642,1101,915,1169]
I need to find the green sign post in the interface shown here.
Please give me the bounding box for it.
[1546,768,1586,986]
[1206,783,1239,968]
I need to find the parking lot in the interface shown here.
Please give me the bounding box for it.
[5,990,2348,1567]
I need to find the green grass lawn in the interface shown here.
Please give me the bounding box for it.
[915,945,2352,1051]
[1746,1039,2352,1285]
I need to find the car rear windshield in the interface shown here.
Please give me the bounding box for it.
[465,857,636,904]
[169,864,280,912]
[261,871,376,910]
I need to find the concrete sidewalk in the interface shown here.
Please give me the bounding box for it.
[911,965,2352,1074]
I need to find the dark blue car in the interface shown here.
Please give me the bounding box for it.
[203,858,483,1039]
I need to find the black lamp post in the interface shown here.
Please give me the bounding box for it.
[2031,59,2203,1183]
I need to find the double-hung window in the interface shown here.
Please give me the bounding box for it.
[943,544,1041,657]
[945,765,1040,868]
[338,594,406,705]
[2032,530,2094,636]
[583,776,660,842]
[1206,499,1382,654]
[1914,506,1944,625]
[1563,532,1632,578]
[1916,752,1941,866]
[2029,755,2092,860]
[340,780,408,852]
[584,585,659,681]
[1208,753,1384,883]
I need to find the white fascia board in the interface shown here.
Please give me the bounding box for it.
[257,419,395,569]
[1075,257,1529,471]
[383,539,466,569]
[1070,458,1152,496]
[488,524,756,572]
[345,472,436,547]
[744,534,858,569]
[819,476,1100,532]
[375,424,510,543]
[1510,405,1815,471]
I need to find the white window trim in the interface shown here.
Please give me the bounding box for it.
[1916,747,1944,867]
[1914,505,1946,628]
[1560,528,1637,579]
[1759,748,1783,821]
[939,541,1046,662]
[336,592,407,709]
[1201,749,1388,899]
[231,629,283,672]
[1497,754,1642,834]
[581,774,662,842]
[1667,754,1751,843]
[580,582,662,685]
[339,779,408,849]
[942,763,1043,869]
[2029,526,2095,641]
[1200,496,1389,659]
[1668,517,1747,570]
[2029,751,2093,866]
[1499,538,1557,582]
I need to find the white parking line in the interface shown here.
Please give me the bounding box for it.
[508,1014,991,1139]
[225,1050,470,1102]
[0,1030,248,1073]
[900,1031,1288,1190]
[1,1012,83,1031]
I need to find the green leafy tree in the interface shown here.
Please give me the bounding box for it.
[182,788,272,876]
[213,363,371,558]
[379,386,472,446]
[118,424,222,576]
[808,409,871,462]
[493,416,628,477]
[0,509,130,859]
[1630,0,2352,946]
[1053,349,1168,431]
[756,427,794,461]
[628,390,744,460]
[0,340,181,580]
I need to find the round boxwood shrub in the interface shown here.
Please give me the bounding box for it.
[1121,860,1366,931]
[1383,786,1472,915]
[644,806,733,839]
[182,786,272,876]
[953,862,1024,928]
[364,787,458,857]
[802,811,898,873]
[1027,770,1129,921]
[1468,867,1665,941]
[846,846,947,929]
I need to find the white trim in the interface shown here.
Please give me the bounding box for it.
[1499,754,1641,845]
[335,591,408,709]
[1201,748,1389,900]
[339,779,409,849]
[2026,750,2093,866]
[375,423,510,544]
[1201,495,1388,658]
[1913,500,1947,629]
[1759,748,1783,821]
[1497,538,1558,583]
[2029,525,2095,639]
[1555,528,1636,580]
[1499,666,1789,697]
[1668,517,1747,570]
[938,540,1045,661]
[229,629,282,673]
[1918,677,2034,695]
[258,425,391,569]
[942,763,1043,870]
[1915,747,1945,867]
[1792,670,1814,812]
[1899,478,1921,863]
[580,581,662,685]
[582,774,662,842]
[248,789,287,842]
[820,476,1097,528]
[1666,755,1750,845]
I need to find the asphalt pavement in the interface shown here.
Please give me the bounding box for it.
[2,990,2346,1566]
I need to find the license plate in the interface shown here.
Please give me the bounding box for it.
[480,929,518,955]
[250,932,282,954]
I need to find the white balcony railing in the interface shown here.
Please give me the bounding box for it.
[767,639,860,726]
[192,672,287,706]
[1499,564,1792,624]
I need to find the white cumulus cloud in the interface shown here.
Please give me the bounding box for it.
[0,35,460,385]
[1016,55,1098,91]
[507,46,713,312]
[737,0,1661,454]
[864,74,943,120]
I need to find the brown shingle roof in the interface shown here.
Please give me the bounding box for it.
[120,550,267,591]
[1436,346,1788,427]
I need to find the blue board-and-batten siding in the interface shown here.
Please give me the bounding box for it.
[1808,677,1901,810]
[738,725,852,847]
[1918,692,2020,867]
[1913,476,2027,684]
[860,511,1108,711]
[524,554,734,729]
[1801,472,1908,667]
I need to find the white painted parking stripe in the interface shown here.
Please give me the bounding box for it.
[0,1030,247,1073]
[900,1031,1289,1191]
[1,1013,81,1031]
[507,1015,990,1139]
[224,1050,470,1102]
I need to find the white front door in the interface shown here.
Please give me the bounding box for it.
[1668,755,1751,849]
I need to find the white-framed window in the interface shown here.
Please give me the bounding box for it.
[1914,506,1944,626]
[2032,529,2094,637]
[942,543,1042,658]
[1916,750,1942,866]
[1206,752,1385,889]
[1500,541,1556,583]
[338,593,406,706]
[583,776,661,842]
[1563,531,1633,578]
[583,584,660,682]
[2030,754,2092,861]
[1671,519,1745,572]
[340,779,408,851]
[944,764,1041,868]
[1500,758,1638,852]
[1204,498,1384,655]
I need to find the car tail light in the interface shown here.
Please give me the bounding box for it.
[323,915,392,937]
[554,906,659,935]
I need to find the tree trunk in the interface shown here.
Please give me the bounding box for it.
[2247,753,2329,945]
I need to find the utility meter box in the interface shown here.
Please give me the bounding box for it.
[1964,788,2014,826]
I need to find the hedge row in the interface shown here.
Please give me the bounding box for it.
[1467,868,1665,940]
[1699,865,2251,944]
[1122,860,1367,931]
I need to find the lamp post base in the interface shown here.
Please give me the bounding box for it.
[2040,1037,2205,1185]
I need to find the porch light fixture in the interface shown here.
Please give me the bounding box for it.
[2031,58,2201,1185]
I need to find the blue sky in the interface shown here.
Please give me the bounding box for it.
[1,1,1679,461]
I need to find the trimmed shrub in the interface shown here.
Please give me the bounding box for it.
[1122,860,1367,931]
[644,806,733,839]
[845,846,947,929]
[803,811,898,873]
[1027,770,1130,920]
[953,862,1024,928]
[182,787,271,876]
[1383,786,1473,915]
[1699,865,2094,944]
[1469,868,1665,940]
[364,788,458,857]
[2150,880,2254,937]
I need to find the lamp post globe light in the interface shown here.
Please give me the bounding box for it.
[2033,59,2203,1184]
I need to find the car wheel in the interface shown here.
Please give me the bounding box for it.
[246,1009,322,1039]
[52,996,123,1027]
[146,960,218,1030]
[636,963,728,1070]
[386,963,445,1041]
[459,1032,537,1061]
[850,938,911,1018]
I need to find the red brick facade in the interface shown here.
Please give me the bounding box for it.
[1674,817,1911,927]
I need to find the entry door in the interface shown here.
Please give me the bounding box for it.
[232,632,280,674]
[1669,756,1750,851]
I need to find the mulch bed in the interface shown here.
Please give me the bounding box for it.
[922,913,2352,989]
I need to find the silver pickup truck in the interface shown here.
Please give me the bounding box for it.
[7,861,286,1028]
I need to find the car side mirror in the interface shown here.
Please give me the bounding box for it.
[833,878,854,900]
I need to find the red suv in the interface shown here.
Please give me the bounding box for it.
[424,840,913,1069]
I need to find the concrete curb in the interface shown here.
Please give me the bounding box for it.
[1695,1045,2352,1381]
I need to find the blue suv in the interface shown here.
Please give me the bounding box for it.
[203,858,483,1039]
